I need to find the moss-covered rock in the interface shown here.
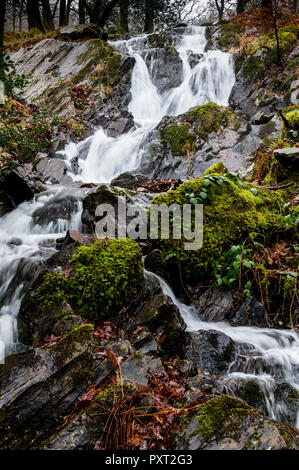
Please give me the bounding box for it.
[18,238,144,343]
[174,395,299,450]
[159,102,238,156]
[149,164,285,286]
[217,22,241,51]
[68,238,144,321]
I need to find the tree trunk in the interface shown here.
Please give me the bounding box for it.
[27,0,44,31]
[0,0,6,50]
[236,0,249,14]
[273,0,281,65]
[262,0,272,8]
[98,0,120,27]
[215,0,225,22]
[144,0,154,33]
[65,0,73,25]
[42,0,54,30]
[79,0,86,24]
[120,0,129,32]
[59,0,67,26]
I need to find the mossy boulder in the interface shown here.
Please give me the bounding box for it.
[68,238,144,321]
[18,238,144,344]
[280,105,299,138]
[149,164,284,286]
[174,395,299,450]
[216,22,241,51]
[159,102,237,156]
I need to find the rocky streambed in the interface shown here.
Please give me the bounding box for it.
[0,23,298,450]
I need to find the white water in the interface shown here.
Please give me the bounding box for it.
[145,269,299,428]
[0,189,82,361]
[62,26,235,183]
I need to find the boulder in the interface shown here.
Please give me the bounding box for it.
[111,172,150,189]
[173,395,299,450]
[0,324,93,450]
[186,329,254,374]
[35,156,72,185]
[273,147,299,167]
[133,292,187,358]
[0,165,44,209]
[59,23,102,40]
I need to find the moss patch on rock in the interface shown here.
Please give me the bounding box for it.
[68,238,144,321]
[149,164,285,285]
[159,103,237,156]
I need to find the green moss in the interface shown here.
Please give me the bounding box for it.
[202,162,228,176]
[54,323,94,360]
[160,103,237,155]
[217,22,241,50]
[149,164,285,285]
[72,39,116,85]
[239,381,265,408]
[69,239,144,321]
[18,272,68,342]
[160,123,195,156]
[94,382,135,410]
[105,53,122,77]
[281,105,299,138]
[195,396,253,444]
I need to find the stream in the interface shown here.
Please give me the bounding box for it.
[0,26,298,429]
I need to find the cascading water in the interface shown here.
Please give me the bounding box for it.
[63,25,235,183]
[145,269,299,429]
[0,189,83,361]
[0,24,297,432]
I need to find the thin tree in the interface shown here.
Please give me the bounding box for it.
[120,0,129,32]
[0,0,6,50]
[79,0,86,23]
[144,0,154,32]
[59,0,67,26]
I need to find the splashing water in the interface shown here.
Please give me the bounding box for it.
[62,25,235,183]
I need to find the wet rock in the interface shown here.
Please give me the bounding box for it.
[8,237,22,246]
[273,147,299,167]
[137,103,265,180]
[111,172,150,189]
[252,110,274,125]
[33,192,79,226]
[144,249,168,280]
[35,156,72,185]
[0,165,44,208]
[133,293,187,358]
[121,354,164,386]
[186,330,254,374]
[174,395,299,450]
[61,230,93,247]
[274,383,299,426]
[0,324,93,450]
[230,297,267,327]
[143,47,183,94]
[105,340,132,356]
[18,272,76,345]
[42,413,91,450]
[195,288,234,322]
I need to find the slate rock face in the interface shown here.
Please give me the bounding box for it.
[186,329,254,374]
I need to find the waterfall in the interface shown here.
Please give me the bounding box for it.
[63,26,235,184]
[0,189,83,361]
[0,25,297,432]
[145,269,299,429]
